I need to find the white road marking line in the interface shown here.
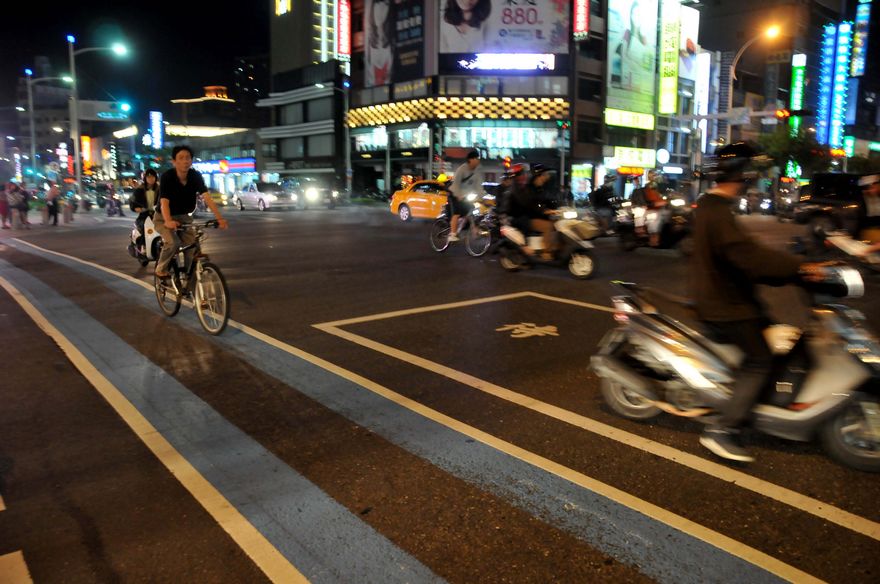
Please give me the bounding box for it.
[6,239,865,578]
[0,275,308,584]
[0,551,33,583]
[313,301,880,544]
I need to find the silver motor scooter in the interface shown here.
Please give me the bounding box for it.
[590,266,880,472]
[127,213,162,267]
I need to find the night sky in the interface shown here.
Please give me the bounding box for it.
[1,1,270,119]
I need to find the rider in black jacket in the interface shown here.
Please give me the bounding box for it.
[130,169,159,248]
[691,142,823,463]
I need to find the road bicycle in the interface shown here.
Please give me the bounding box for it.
[153,219,230,335]
[430,195,496,256]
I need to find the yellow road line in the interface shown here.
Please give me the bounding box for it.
[0,275,308,584]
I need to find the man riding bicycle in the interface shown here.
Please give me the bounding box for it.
[154,145,228,278]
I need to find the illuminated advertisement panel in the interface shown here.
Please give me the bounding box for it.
[606,0,658,123]
[336,0,351,62]
[678,5,699,81]
[789,53,805,136]
[365,0,424,87]
[816,24,836,145]
[149,111,163,150]
[275,0,290,17]
[574,0,590,41]
[658,0,680,114]
[851,0,872,77]
[695,51,710,152]
[81,135,91,165]
[829,22,853,148]
[604,108,655,130]
[438,0,570,54]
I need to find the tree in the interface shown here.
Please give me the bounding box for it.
[758,126,830,178]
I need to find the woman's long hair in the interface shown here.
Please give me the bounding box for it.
[443,0,491,27]
[142,168,158,190]
[369,0,393,49]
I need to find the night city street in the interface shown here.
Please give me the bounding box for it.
[0,206,878,582]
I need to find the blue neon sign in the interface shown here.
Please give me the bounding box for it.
[829,22,853,148]
[816,24,836,145]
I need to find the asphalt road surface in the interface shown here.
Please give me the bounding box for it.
[0,205,877,583]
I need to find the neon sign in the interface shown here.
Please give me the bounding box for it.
[830,22,853,148]
[573,0,589,41]
[275,0,290,16]
[604,108,655,131]
[658,0,680,114]
[149,111,163,150]
[851,1,872,77]
[456,53,555,71]
[816,24,836,145]
[789,53,806,136]
[336,0,351,62]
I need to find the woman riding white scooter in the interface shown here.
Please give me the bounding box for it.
[130,170,159,252]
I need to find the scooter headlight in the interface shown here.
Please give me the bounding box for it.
[466,193,478,202]
[670,198,686,207]
[562,210,578,219]
[306,188,320,201]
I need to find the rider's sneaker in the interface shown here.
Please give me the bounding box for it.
[448,234,459,242]
[699,426,754,463]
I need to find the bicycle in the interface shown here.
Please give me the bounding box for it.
[153,219,230,335]
[429,195,495,256]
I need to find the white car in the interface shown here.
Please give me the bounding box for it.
[234,182,298,211]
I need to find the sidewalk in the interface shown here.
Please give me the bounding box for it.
[0,206,131,241]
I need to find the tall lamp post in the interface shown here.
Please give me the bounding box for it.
[24,68,73,180]
[316,78,352,193]
[67,35,127,194]
[726,25,780,144]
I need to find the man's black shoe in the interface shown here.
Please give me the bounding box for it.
[699,427,755,463]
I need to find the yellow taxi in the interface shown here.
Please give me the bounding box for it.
[390,180,451,221]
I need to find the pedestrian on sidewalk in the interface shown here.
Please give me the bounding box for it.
[19,186,32,228]
[46,183,61,226]
[6,184,25,228]
[0,183,11,228]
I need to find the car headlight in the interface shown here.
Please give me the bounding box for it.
[670,198,686,207]
[466,193,478,202]
[221,194,228,201]
[291,193,298,201]
[332,191,339,198]
[267,194,278,201]
[306,188,319,201]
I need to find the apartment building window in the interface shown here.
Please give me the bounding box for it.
[578,77,602,102]
[576,119,601,144]
[280,137,304,158]
[307,97,333,122]
[280,103,303,125]
[307,134,334,157]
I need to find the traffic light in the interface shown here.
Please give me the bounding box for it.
[503,156,511,169]
[556,119,570,130]
[775,109,791,120]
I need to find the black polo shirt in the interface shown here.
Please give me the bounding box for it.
[158,168,207,216]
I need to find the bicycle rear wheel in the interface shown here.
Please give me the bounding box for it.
[195,262,230,335]
[465,221,491,257]
[154,264,181,317]
[430,218,451,252]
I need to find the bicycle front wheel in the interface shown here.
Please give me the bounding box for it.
[195,262,230,335]
[154,269,181,317]
[465,221,491,257]
[430,218,451,252]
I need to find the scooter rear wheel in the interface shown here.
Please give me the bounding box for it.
[820,393,880,472]
[568,250,597,279]
[600,377,661,420]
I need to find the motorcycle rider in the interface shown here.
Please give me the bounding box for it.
[692,142,823,463]
[590,174,617,235]
[504,163,558,260]
[130,169,159,254]
[855,174,880,255]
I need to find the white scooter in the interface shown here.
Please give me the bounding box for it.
[590,266,880,472]
[127,213,162,267]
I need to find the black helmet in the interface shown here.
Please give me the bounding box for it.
[709,141,766,183]
[531,163,548,176]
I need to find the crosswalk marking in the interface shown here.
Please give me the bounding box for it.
[0,552,33,583]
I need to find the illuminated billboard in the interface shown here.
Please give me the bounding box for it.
[789,53,805,136]
[337,0,351,62]
[364,0,424,87]
[573,0,590,41]
[851,0,872,77]
[606,0,658,124]
[149,111,163,150]
[658,0,680,114]
[830,22,853,147]
[438,0,570,54]
[678,4,700,81]
[816,25,836,145]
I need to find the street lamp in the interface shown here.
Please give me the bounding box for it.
[316,79,352,193]
[67,34,128,194]
[725,25,780,143]
[24,68,73,180]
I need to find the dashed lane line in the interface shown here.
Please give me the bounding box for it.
[0,274,308,584]
[0,551,33,584]
[313,298,880,544]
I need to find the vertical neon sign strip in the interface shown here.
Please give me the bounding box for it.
[336,0,351,61]
[695,52,710,152]
[149,111,163,150]
[789,53,806,136]
[573,0,590,41]
[816,24,836,145]
[829,22,853,148]
[851,1,872,77]
[658,0,680,114]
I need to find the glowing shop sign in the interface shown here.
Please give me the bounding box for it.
[456,53,555,71]
[816,24,836,145]
[851,1,872,77]
[613,147,656,168]
[149,111,163,150]
[573,0,590,41]
[789,53,806,136]
[658,0,680,114]
[192,157,256,175]
[829,22,853,148]
[275,0,290,16]
[843,135,856,158]
[604,108,655,130]
[695,52,710,153]
[81,135,91,163]
[336,0,351,61]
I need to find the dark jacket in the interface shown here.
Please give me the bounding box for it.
[129,185,158,213]
[690,191,802,322]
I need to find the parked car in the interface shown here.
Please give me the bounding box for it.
[389,180,452,221]
[234,182,298,211]
[792,173,863,238]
